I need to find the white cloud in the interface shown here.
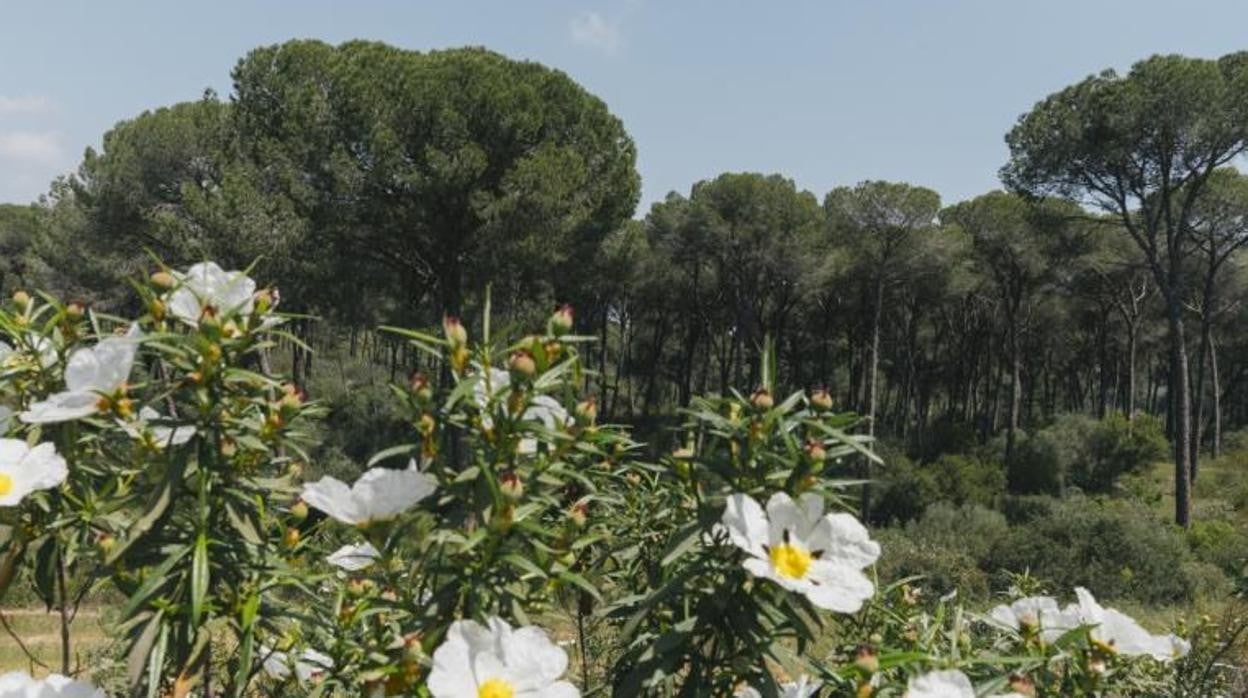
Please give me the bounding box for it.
[570,11,622,55]
[0,131,64,165]
[0,95,52,117]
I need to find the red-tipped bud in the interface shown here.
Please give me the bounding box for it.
[568,501,589,528]
[550,304,574,336]
[499,470,524,500]
[575,397,598,425]
[809,388,833,412]
[442,316,468,346]
[750,388,774,411]
[508,351,537,380]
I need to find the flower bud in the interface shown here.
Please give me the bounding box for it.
[409,371,433,402]
[575,397,597,425]
[750,388,774,411]
[418,413,436,437]
[568,501,589,528]
[1008,674,1036,698]
[805,439,827,463]
[280,383,304,410]
[508,351,537,380]
[150,298,167,322]
[283,527,301,549]
[854,644,879,673]
[499,470,524,500]
[402,633,424,662]
[65,302,85,319]
[11,290,30,310]
[809,388,833,412]
[150,271,176,290]
[549,304,574,336]
[442,315,468,347]
[253,288,275,313]
[289,500,309,522]
[450,346,469,374]
[96,534,117,556]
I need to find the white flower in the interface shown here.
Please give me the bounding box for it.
[326,542,380,571]
[20,325,141,424]
[986,595,1066,641]
[166,262,257,324]
[428,616,579,698]
[301,464,436,526]
[718,492,879,612]
[262,647,333,682]
[473,367,571,454]
[0,440,68,507]
[735,675,821,698]
[0,671,105,697]
[905,670,1024,698]
[120,406,196,448]
[1063,587,1191,661]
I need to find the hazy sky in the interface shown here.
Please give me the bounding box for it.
[2,1,1247,213]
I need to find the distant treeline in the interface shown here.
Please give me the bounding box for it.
[1,41,1246,526]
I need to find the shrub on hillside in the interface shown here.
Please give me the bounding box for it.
[870,447,938,524]
[1007,413,1168,495]
[929,453,1006,509]
[987,497,1207,604]
[1187,519,1248,577]
[870,448,1005,524]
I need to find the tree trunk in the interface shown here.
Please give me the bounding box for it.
[1211,335,1222,459]
[1005,308,1021,465]
[1125,321,1138,421]
[1167,300,1193,528]
[861,275,884,520]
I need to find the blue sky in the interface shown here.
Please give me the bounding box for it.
[2,1,1247,213]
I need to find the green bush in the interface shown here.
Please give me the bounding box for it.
[929,453,1006,509]
[1187,519,1248,577]
[876,503,1009,599]
[987,497,1209,605]
[1008,427,1062,495]
[1073,412,1168,492]
[870,448,938,524]
[870,448,1005,524]
[874,529,991,599]
[1007,413,1167,495]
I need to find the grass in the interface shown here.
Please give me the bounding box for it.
[0,606,111,677]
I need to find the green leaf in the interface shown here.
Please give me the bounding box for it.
[191,532,209,625]
[367,443,417,467]
[121,544,189,620]
[125,609,164,689]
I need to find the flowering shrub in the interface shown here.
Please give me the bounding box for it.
[0,263,1221,697]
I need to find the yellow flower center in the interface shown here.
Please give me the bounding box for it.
[478,678,514,698]
[0,473,11,496]
[769,542,812,579]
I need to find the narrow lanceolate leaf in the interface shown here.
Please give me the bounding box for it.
[125,609,164,689]
[191,532,209,625]
[367,443,417,467]
[121,545,189,620]
[225,502,263,546]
